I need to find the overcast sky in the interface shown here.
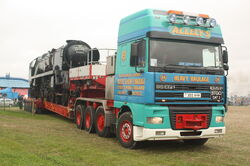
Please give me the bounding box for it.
[0,0,249,96]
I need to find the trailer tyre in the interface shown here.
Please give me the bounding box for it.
[117,112,139,149]
[94,106,111,137]
[84,106,95,133]
[75,105,85,129]
[183,138,208,146]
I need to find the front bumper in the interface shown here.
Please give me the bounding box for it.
[133,126,225,141]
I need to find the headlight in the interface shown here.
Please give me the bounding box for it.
[169,14,177,23]
[183,15,190,24]
[207,18,217,27]
[196,17,204,26]
[147,117,163,124]
[216,116,224,123]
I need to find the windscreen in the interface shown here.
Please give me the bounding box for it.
[150,40,222,68]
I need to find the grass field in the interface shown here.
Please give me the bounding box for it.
[0,106,249,166]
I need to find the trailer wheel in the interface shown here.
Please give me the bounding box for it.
[94,106,110,137]
[117,112,138,149]
[75,105,85,129]
[84,106,95,133]
[183,138,208,146]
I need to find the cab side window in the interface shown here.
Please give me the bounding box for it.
[130,40,146,67]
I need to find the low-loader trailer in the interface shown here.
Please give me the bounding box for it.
[25,9,229,148]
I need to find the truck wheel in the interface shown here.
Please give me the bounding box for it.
[117,112,138,149]
[75,105,85,129]
[94,106,111,137]
[84,106,95,133]
[183,138,208,146]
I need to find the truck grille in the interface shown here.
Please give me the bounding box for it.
[155,83,223,104]
[155,92,210,98]
[169,106,212,130]
[156,83,214,91]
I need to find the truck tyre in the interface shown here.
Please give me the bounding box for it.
[117,112,139,149]
[94,106,111,137]
[75,105,85,129]
[183,138,208,146]
[84,106,95,133]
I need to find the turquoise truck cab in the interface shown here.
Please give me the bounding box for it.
[114,9,228,148]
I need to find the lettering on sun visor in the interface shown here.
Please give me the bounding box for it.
[170,27,211,39]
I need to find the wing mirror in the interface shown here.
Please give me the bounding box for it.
[130,40,146,68]
[223,64,229,71]
[222,50,228,64]
[130,43,139,66]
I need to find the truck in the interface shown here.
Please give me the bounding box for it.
[25,9,229,148]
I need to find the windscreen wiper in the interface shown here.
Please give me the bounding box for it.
[162,64,183,73]
[166,64,183,66]
[203,66,217,68]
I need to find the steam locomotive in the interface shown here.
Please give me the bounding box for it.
[29,40,100,106]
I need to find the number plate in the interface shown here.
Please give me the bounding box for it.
[184,93,201,98]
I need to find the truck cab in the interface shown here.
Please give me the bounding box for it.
[113,9,228,148]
